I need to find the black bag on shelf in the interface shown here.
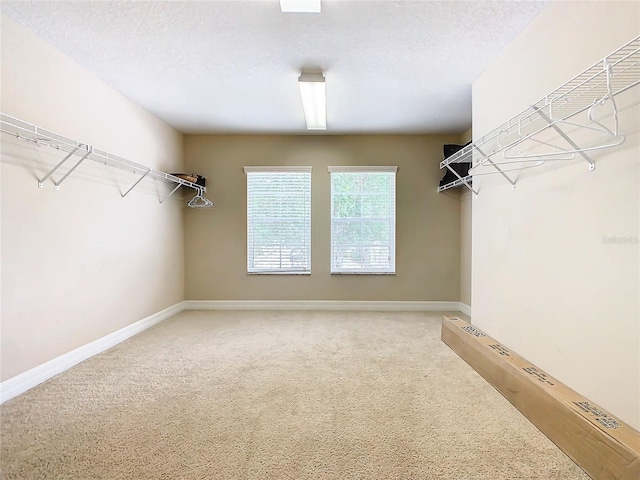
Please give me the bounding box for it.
[439,142,472,188]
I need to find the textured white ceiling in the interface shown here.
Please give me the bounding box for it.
[1,1,547,134]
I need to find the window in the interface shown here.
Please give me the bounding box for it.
[245,166,312,274]
[329,166,397,274]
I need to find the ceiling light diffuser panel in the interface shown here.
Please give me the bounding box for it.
[298,73,326,130]
[280,0,321,13]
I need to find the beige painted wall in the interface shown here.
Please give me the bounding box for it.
[459,190,472,308]
[1,15,185,381]
[472,2,639,429]
[184,134,461,301]
[458,129,473,309]
[460,129,472,144]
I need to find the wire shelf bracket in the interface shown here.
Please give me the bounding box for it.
[438,35,640,194]
[0,113,214,208]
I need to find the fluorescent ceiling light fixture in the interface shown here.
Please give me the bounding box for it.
[280,0,321,13]
[298,73,326,130]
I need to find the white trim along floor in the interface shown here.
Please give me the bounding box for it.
[0,300,471,403]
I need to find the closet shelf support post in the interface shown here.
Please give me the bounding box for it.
[159,183,182,204]
[121,168,151,198]
[532,106,595,171]
[53,149,92,190]
[38,146,81,188]
[444,163,478,196]
[474,144,517,189]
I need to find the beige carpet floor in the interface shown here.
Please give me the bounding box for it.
[1,310,590,479]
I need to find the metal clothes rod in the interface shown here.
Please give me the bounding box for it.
[0,113,214,207]
[438,35,640,194]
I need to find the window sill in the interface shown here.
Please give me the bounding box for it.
[248,271,311,275]
[330,272,396,275]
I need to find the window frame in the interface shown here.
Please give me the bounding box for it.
[328,166,397,275]
[244,166,312,275]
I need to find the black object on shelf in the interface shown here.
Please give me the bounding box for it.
[439,143,471,188]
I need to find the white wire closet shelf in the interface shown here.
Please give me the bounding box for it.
[0,113,214,207]
[438,35,640,195]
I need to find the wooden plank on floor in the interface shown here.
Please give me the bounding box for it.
[441,315,640,480]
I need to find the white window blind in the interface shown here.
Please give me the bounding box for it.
[329,166,397,274]
[245,166,312,274]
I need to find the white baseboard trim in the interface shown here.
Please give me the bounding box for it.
[458,303,472,316]
[1,299,470,404]
[184,300,467,312]
[0,302,184,405]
